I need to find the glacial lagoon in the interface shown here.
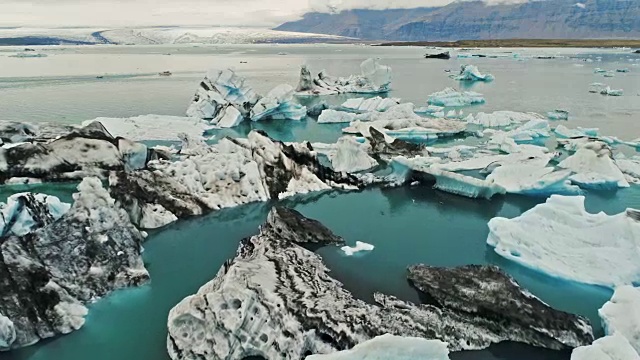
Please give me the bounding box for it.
[1,43,640,360]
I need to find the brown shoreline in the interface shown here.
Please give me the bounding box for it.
[374,39,640,48]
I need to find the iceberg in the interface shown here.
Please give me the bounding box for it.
[296,58,392,96]
[305,334,450,360]
[571,334,640,360]
[554,125,599,139]
[330,136,378,173]
[427,88,486,107]
[414,105,445,115]
[340,96,400,113]
[599,286,640,354]
[547,109,569,120]
[428,168,506,199]
[453,64,495,82]
[486,164,581,196]
[487,195,640,289]
[601,87,623,96]
[186,69,260,126]
[87,115,208,141]
[465,111,545,127]
[505,119,551,142]
[558,142,629,189]
[318,109,357,124]
[0,193,70,237]
[615,154,640,183]
[250,84,307,122]
[0,313,15,349]
[341,241,375,256]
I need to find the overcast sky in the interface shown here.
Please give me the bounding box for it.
[0,0,528,28]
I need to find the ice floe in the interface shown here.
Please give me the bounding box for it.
[339,96,400,113]
[296,58,392,96]
[427,88,486,107]
[453,64,495,82]
[186,69,260,125]
[0,193,70,237]
[601,87,623,96]
[306,334,450,360]
[465,111,545,127]
[341,241,375,256]
[558,141,629,189]
[599,286,640,354]
[330,136,378,173]
[250,84,306,122]
[87,115,209,141]
[554,125,599,139]
[487,195,640,288]
[547,109,569,120]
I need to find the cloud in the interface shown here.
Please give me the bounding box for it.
[0,0,533,28]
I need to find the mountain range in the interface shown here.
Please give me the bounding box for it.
[275,0,640,41]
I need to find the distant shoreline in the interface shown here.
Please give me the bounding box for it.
[375,39,640,48]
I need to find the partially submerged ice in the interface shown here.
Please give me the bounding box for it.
[329,136,378,173]
[341,241,375,256]
[427,88,486,107]
[250,84,307,122]
[0,178,148,350]
[547,109,569,120]
[487,195,640,289]
[166,207,592,360]
[306,334,450,360]
[571,334,640,360]
[339,96,400,113]
[109,130,363,229]
[317,109,357,124]
[465,111,545,127]
[86,115,209,141]
[453,64,494,82]
[186,69,260,126]
[558,141,629,189]
[0,193,70,237]
[601,87,623,96]
[296,58,392,96]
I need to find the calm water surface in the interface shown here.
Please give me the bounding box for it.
[2,44,640,360]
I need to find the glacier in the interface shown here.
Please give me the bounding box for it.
[305,334,450,360]
[453,64,495,82]
[427,88,486,107]
[487,195,640,289]
[296,58,392,96]
[250,84,307,122]
[186,69,260,126]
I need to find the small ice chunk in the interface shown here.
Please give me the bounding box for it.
[306,334,450,360]
[453,64,495,82]
[0,313,16,349]
[554,125,599,139]
[341,241,375,256]
[601,87,623,96]
[547,110,569,120]
[427,88,486,107]
[85,115,209,141]
[250,84,306,122]
[487,195,640,289]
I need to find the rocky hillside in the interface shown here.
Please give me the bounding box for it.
[275,0,640,41]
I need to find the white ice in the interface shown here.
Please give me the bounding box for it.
[250,84,306,122]
[318,109,357,124]
[330,136,378,173]
[465,111,545,127]
[340,96,400,113]
[547,110,569,120]
[599,286,640,354]
[487,195,640,289]
[554,125,599,139]
[453,64,495,82]
[86,115,209,141]
[571,334,640,360]
[305,334,450,360]
[341,241,375,256]
[558,142,629,189]
[427,88,486,107]
[601,87,624,96]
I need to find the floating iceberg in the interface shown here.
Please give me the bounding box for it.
[340,96,400,113]
[505,119,551,142]
[487,195,640,289]
[554,125,599,139]
[486,164,580,196]
[0,193,70,237]
[186,69,260,126]
[599,286,640,354]
[558,142,629,189]
[427,88,486,107]
[615,154,640,183]
[86,115,209,141]
[250,84,307,122]
[330,136,378,173]
[341,241,375,256]
[601,87,623,96]
[318,109,357,124]
[306,334,450,360]
[547,109,569,120]
[453,64,495,82]
[296,58,392,96]
[571,334,640,360]
[465,111,545,127]
[617,68,630,73]
[414,105,445,115]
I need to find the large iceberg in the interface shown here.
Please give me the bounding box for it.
[558,142,629,189]
[487,195,640,289]
[427,88,486,107]
[186,69,260,126]
[330,136,378,173]
[296,58,392,96]
[599,286,640,354]
[317,109,357,124]
[571,334,640,360]
[306,334,450,360]
[0,178,148,350]
[339,96,400,113]
[166,207,592,360]
[86,115,209,141]
[465,111,545,127]
[453,64,495,82]
[486,164,580,196]
[250,84,307,122]
[502,119,551,142]
[554,125,599,139]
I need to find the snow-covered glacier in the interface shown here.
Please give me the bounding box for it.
[465,111,545,127]
[487,195,640,289]
[296,58,391,96]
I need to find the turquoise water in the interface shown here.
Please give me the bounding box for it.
[1,44,640,360]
